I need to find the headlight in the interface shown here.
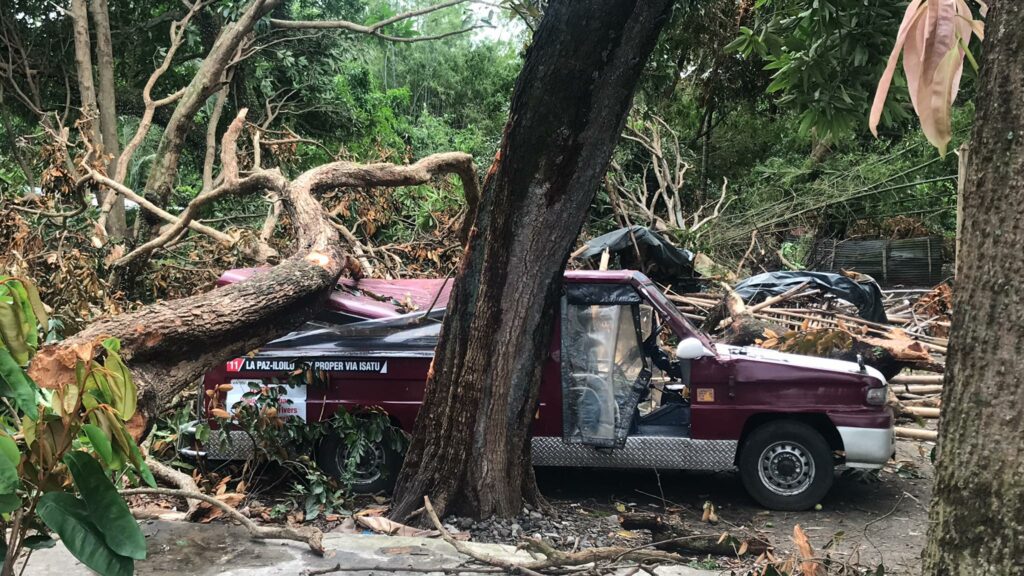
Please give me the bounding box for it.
[866,386,887,405]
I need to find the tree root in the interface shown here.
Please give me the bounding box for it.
[120,487,325,556]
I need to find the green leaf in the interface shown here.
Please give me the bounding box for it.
[82,424,115,468]
[0,302,29,365]
[22,534,56,550]
[102,347,135,421]
[63,451,147,560]
[110,418,155,487]
[19,279,47,334]
[37,492,133,576]
[0,493,20,514]
[0,347,37,419]
[100,337,120,354]
[0,434,20,467]
[8,280,38,351]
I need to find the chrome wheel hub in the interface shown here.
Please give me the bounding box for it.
[758,441,815,496]
[340,445,385,483]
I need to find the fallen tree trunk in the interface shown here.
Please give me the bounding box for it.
[27,112,480,437]
[618,512,769,556]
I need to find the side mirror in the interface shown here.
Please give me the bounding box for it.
[675,337,712,360]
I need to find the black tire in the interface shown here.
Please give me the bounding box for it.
[315,431,403,494]
[738,420,834,511]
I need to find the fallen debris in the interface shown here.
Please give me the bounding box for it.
[120,487,326,556]
[618,512,769,556]
[423,496,695,573]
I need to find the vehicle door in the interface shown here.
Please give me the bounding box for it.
[560,283,651,448]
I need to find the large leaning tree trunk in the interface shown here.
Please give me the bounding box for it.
[923,1,1024,574]
[26,111,481,438]
[390,0,674,521]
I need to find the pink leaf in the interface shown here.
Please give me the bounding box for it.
[869,0,927,136]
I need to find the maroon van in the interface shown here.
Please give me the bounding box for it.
[181,269,894,510]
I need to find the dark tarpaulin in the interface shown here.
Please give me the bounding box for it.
[255,310,444,358]
[734,271,888,324]
[578,226,700,290]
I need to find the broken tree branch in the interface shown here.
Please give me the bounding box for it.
[144,458,202,517]
[120,488,324,555]
[269,0,478,44]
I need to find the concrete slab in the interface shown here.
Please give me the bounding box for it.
[24,520,719,575]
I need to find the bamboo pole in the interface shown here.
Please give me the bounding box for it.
[891,374,945,385]
[895,427,938,441]
[902,406,940,418]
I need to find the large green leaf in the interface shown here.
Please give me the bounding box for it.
[0,434,20,512]
[37,492,133,576]
[0,493,20,514]
[63,451,147,560]
[0,347,37,419]
[82,424,115,468]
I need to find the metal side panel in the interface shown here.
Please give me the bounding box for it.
[531,436,737,471]
[177,423,256,461]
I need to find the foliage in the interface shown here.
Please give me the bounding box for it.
[727,0,915,141]
[869,0,986,155]
[205,365,405,520]
[0,275,150,576]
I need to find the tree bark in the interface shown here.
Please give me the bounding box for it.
[28,143,481,435]
[87,0,127,239]
[390,0,674,521]
[923,2,1024,574]
[70,0,100,147]
[143,0,279,207]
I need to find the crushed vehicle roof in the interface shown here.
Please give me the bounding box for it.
[218,268,650,320]
[219,268,455,319]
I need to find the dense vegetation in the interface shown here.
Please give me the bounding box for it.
[0,0,972,323]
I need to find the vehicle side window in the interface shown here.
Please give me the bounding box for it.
[562,303,647,446]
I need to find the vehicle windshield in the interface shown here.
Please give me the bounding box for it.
[636,281,716,351]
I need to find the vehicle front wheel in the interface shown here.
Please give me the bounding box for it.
[315,431,403,494]
[738,420,834,511]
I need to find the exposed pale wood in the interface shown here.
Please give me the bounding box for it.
[895,427,938,441]
[895,384,944,394]
[145,458,202,517]
[891,374,945,385]
[902,406,941,418]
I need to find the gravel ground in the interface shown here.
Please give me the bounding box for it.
[438,437,935,574]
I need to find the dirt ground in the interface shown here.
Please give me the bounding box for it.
[521,437,934,574]
[124,435,936,575]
